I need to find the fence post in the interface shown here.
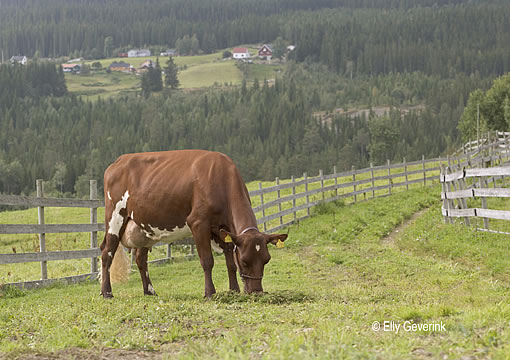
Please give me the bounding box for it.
[352,165,357,202]
[36,179,47,280]
[276,177,283,226]
[319,170,325,201]
[259,182,267,232]
[89,180,98,274]
[370,162,375,198]
[333,166,338,199]
[422,155,426,186]
[387,159,392,195]
[304,172,310,217]
[404,157,409,191]
[291,176,297,222]
[440,165,450,224]
[480,175,490,230]
[167,244,172,260]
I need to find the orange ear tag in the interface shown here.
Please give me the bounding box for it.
[224,234,233,243]
[276,239,285,248]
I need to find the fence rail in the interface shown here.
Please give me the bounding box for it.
[3,133,509,289]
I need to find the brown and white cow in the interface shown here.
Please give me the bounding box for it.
[100,150,288,298]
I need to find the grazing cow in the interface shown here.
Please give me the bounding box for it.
[100,150,288,298]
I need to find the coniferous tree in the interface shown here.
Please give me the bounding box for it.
[164,57,179,89]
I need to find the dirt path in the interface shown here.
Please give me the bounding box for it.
[381,208,430,247]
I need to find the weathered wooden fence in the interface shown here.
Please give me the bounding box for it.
[5,131,510,290]
[441,130,510,232]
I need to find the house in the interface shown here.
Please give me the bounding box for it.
[232,48,250,59]
[61,63,81,73]
[128,49,151,57]
[109,61,132,72]
[287,45,296,52]
[118,52,128,58]
[10,56,28,65]
[258,44,272,60]
[160,49,177,56]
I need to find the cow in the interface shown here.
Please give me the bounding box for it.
[100,150,288,298]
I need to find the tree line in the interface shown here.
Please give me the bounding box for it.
[2,1,510,79]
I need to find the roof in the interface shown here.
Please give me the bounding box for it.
[62,63,81,68]
[259,44,273,51]
[10,56,26,61]
[233,47,249,53]
[139,60,154,68]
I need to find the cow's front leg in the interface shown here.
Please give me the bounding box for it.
[190,221,216,297]
[224,246,240,292]
[134,247,156,296]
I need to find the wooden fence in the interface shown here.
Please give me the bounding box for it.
[441,131,510,233]
[4,132,510,290]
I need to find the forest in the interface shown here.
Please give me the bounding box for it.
[0,0,509,196]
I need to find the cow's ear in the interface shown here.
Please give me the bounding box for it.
[266,233,288,248]
[219,229,239,245]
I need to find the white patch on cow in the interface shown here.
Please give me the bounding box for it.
[255,244,261,252]
[108,190,129,237]
[108,251,113,258]
[142,223,192,243]
[211,239,223,254]
[148,284,155,295]
[145,271,149,278]
[141,223,145,228]
[130,211,134,220]
[107,191,112,201]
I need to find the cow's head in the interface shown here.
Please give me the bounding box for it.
[220,229,287,294]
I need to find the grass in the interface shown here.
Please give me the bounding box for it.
[178,61,242,89]
[2,185,510,358]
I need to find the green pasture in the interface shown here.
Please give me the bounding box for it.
[2,185,510,358]
[178,61,242,89]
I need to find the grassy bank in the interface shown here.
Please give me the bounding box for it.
[2,186,510,358]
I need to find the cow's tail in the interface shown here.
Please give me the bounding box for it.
[99,246,131,283]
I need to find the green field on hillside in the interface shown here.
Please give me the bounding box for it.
[65,48,282,100]
[2,185,510,358]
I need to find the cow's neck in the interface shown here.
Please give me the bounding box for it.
[229,182,258,235]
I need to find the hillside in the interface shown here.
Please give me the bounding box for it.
[2,186,510,358]
[65,49,284,99]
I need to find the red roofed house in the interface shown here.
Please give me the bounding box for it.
[258,44,272,60]
[61,63,81,73]
[232,47,250,59]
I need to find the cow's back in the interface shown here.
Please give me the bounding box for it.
[104,150,239,232]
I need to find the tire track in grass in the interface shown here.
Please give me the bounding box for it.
[381,207,431,247]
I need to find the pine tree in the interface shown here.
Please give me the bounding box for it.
[164,57,180,89]
[151,58,163,92]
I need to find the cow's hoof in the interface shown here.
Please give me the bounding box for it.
[144,292,157,296]
[102,292,114,299]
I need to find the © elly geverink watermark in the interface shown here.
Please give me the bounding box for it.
[372,320,446,334]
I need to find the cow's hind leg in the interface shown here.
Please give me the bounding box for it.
[134,247,156,296]
[100,232,121,298]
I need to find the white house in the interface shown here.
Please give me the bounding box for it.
[10,55,28,65]
[128,49,151,57]
[232,47,250,59]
